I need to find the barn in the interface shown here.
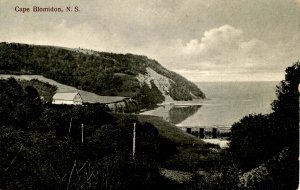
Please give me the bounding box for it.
[52,92,83,105]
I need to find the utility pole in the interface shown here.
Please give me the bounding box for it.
[69,118,72,133]
[81,123,84,143]
[132,123,136,160]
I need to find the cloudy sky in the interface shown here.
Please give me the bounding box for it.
[0,0,299,81]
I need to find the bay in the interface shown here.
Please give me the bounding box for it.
[142,81,278,128]
[178,81,278,127]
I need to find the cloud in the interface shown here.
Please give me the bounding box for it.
[181,25,245,63]
[177,24,299,71]
[0,17,130,54]
[152,24,300,81]
[180,25,262,66]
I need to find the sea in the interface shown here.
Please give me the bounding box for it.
[177,81,278,127]
[141,81,278,145]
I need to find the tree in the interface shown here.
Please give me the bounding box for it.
[230,114,272,171]
[25,85,40,100]
[229,62,299,189]
[271,62,299,146]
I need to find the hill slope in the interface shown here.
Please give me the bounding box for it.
[0,74,128,104]
[0,42,205,108]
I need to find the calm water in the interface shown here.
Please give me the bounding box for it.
[179,82,278,127]
[144,82,278,128]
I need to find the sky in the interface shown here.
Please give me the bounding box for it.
[0,0,299,82]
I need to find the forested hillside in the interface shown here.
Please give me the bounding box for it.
[0,42,205,108]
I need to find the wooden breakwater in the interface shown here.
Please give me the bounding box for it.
[177,125,231,139]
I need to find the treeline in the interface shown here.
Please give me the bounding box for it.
[0,42,205,109]
[0,78,178,189]
[18,79,57,103]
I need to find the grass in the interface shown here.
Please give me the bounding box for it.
[135,114,223,172]
[136,114,204,146]
[162,145,223,171]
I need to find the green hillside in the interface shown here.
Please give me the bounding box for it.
[0,42,205,108]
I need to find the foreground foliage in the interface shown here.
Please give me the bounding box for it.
[0,78,178,189]
[229,62,299,189]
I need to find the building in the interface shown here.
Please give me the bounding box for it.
[52,92,83,105]
[51,91,138,112]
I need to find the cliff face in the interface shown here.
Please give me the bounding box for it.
[136,67,174,101]
[0,42,205,107]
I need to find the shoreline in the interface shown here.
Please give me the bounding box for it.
[139,100,204,117]
[203,139,229,148]
[140,99,206,115]
[139,100,231,149]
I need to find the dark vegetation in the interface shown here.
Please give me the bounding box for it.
[18,79,57,103]
[0,78,222,190]
[227,62,299,189]
[0,78,181,189]
[138,81,165,109]
[0,42,205,109]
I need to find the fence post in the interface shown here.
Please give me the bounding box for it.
[81,123,84,143]
[133,123,136,160]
